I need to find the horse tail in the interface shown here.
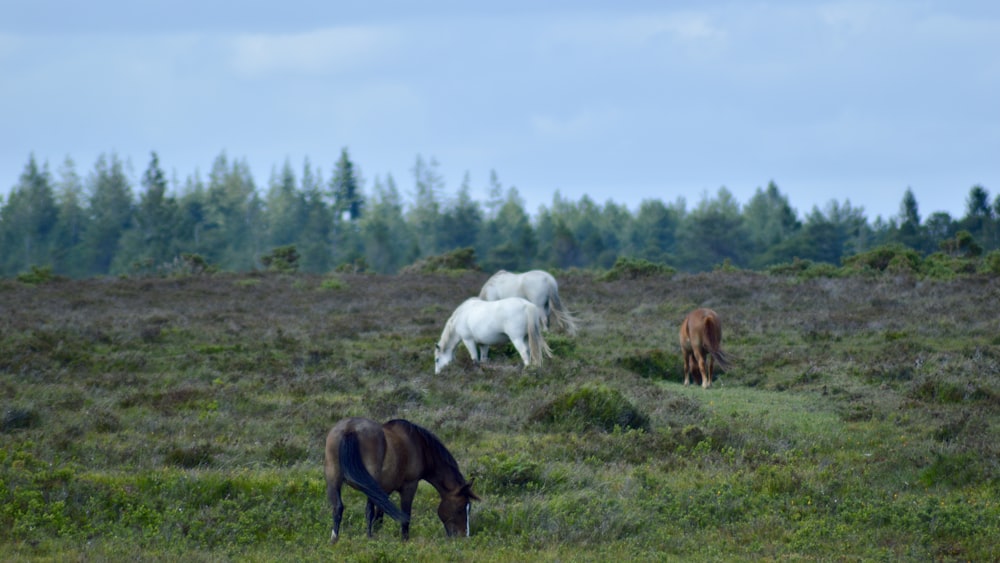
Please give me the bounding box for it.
[704,315,731,372]
[547,287,579,335]
[338,432,409,524]
[526,304,553,366]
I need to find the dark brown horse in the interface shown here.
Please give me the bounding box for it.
[679,308,731,388]
[324,417,479,543]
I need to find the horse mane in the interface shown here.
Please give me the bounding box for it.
[440,298,477,346]
[388,419,466,484]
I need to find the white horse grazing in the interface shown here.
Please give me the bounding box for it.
[478,270,578,335]
[434,297,553,374]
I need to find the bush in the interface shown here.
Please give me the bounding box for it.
[766,258,841,279]
[400,247,479,274]
[842,244,921,273]
[617,349,675,380]
[260,245,300,273]
[16,265,63,285]
[600,257,675,281]
[980,250,1000,275]
[530,384,649,432]
[2,408,40,432]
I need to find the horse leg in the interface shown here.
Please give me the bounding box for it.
[328,482,345,543]
[682,349,692,386]
[398,482,419,541]
[512,336,531,367]
[696,347,711,389]
[704,350,715,388]
[478,344,490,366]
[365,499,384,537]
[462,339,481,368]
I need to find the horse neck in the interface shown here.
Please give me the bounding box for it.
[439,317,461,352]
[414,431,465,495]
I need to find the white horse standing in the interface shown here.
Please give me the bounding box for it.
[434,297,552,374]
[478,270,578,335]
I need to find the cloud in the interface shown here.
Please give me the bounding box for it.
[543,11,727,50]
[530,107,623,140]
[228,25,397,77]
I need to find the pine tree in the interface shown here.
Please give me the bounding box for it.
[82,153,134,275]
[0,155,59,275]
[113,152,180,273]
[51,157,90,277]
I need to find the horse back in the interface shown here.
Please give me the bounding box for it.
[680,308,722,349]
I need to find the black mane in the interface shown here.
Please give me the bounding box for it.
[388,418,466,484]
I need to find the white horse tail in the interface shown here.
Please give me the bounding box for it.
[548,287,579,336]
[526,304,553,367]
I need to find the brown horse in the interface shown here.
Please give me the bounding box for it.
[324,417,479,543]
[679,308,731,388]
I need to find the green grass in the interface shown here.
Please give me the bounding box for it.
[1,270,998,561]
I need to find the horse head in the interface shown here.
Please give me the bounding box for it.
[434,343,452,374]
[437,480,480,537]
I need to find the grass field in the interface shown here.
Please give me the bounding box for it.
[1,269,998,561]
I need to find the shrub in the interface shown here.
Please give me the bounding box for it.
[530,384,649,432]
[472,452,542,491]
[600,257,675,281]
[164,443,215,468]
[260,245,300,273]
[400,247,479,274]
[766,258,842,279]
[16,265,63,285]
[266,438,308,466]
[980,250,1000,275]
[2,408,40,432]
[939,230,982,258]
[617,349,675,380]
[162,253,217,276]
[842,244,921,273]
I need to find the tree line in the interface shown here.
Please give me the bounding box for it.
[2,149,998,278]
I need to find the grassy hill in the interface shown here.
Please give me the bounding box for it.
[1,269,998,561]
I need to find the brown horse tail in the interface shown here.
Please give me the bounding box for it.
[527,305,553,366]
[548,288,579,335]
[339,433,409,524]
[705,315,732,372]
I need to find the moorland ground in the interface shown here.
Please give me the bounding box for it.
[1,269,998,561]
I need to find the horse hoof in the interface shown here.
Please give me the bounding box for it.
[330,530,339,544]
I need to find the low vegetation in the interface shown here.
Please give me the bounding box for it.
[1,265,998,561]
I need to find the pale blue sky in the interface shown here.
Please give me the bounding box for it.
[3,1,998,221]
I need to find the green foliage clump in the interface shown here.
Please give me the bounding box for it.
[766,258,841,279]
[920,452,983,488]
[472,451,542,491]
[400,247,480,274]
[979,249,1000,275]
[260,245,300,273]
[530,384,649,432]
[842,244,921,274]
[939,230,982,257]
[617,349,675,380]
[319,275,348,290]
[922,252,978,279]
[600,256,675,281]
[266,438,307,467]
[2,408,40,432]
[162,253,217,276]
[16,265,63,285]
[164,443,215,468]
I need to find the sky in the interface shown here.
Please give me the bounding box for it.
[2,1,998,222]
